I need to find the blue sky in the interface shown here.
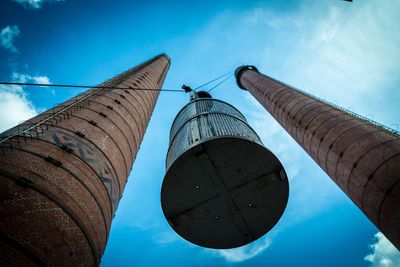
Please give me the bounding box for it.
[0,0,399,266]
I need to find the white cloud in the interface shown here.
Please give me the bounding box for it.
[236,0,400,225]
[12,72,51,85]
[189,4,400,262]
[0,25,20,53]
[170,3,400,263]
[245,94,302,180]
[0,72,51,132]
[153,230,181,246]
[211,237,271,263]
[365,232,400,267]
[261,1,400,122]
[0,85,37,132]
[13,0,64,9]
[32,76,50,84]
[12,73,52,87]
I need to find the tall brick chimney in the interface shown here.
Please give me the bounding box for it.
[0,54,170,266]
[235,65,400,250]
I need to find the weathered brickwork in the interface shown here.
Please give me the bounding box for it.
[235,66,400,250]
[0,54,170,266]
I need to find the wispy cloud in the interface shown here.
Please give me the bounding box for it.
[246,95,302,180]
[365,232,400,267]
[259,1,400,122]
[0,85,37,132]
[164,2,391,263]
[32,76,50,84]
[0,25,20,53]
[0,72,51,132]
[238,0,400,219]
[193,1,400,262]
[210,237,271,263]
[99,1,400,264]
[13,0,64,9]
[12,72,51,84]
[153,230,181,246]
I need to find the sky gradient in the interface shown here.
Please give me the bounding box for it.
[0,0,399,266]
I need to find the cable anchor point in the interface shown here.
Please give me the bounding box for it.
[182,84,193,93]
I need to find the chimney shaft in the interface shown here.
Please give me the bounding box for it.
[235,65,400,249]
[0,54,170,266]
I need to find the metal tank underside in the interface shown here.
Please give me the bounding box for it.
[161,93,289,249]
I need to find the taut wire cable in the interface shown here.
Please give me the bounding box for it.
[207,74,233,93]
[0,81,185,93]
[193,70,233,91]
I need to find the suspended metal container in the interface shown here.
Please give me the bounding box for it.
[161,91,289,249]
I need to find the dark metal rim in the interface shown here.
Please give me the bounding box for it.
[165,134,265,170]
[166,113,264,169]
[161,137,289,249]
[234,65,259,90]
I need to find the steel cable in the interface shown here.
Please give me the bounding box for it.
[193,70,233,91]
[0,81,184,93]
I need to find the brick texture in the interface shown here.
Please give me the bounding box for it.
[235,66,400,250]
[0,54,170,266]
